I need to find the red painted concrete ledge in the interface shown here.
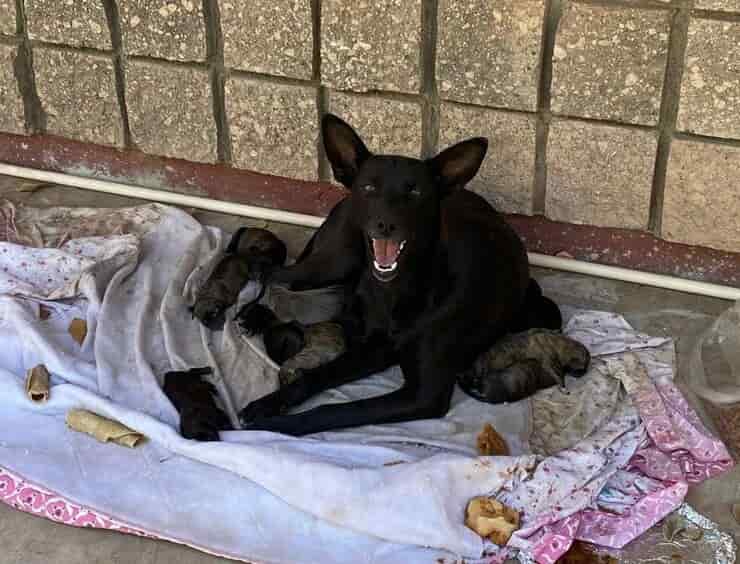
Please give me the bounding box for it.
[0,132,738,288]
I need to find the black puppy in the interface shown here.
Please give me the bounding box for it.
[237,114,562,436]
[163,367,232,441]
[191,227,287,330]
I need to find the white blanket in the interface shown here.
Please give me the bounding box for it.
[0,202,723,563]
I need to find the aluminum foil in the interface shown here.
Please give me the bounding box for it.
[514,504,736,564]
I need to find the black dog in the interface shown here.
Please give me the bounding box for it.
[237,114,562,436]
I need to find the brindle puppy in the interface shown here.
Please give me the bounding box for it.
[191,227,287,331]
[457,329,590,404]
[238,303,346,387]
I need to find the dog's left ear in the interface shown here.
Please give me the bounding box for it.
[427,138,488,195]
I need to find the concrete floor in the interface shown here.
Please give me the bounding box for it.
[1,176,738,562]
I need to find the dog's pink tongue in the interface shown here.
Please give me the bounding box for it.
[372,238,400,267]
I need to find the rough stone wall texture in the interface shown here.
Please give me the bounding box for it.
[0,44,25,134]
[0,0,738,255]
[125,60,216,162]
[437,0,545,111]
[322,0,421,93]
[119,0,207,62]
[226,77,318,180]
[546,120,656,230]
[327,93,422,158]
[221,0,312,79]
[439,103,536,215]
[25,0,111,50]
[663,140,740,253]
[551,3,670,126]
[677,18,740,140]
[34,48,123,147]
[0,0,16,36]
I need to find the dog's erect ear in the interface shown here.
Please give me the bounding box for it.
[428,138,488,195]
[322,114,371,188]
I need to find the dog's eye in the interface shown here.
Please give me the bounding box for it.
[406,183,420,197]
[361,184,376,194]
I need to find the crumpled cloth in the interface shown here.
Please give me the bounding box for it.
[0,199,733,564]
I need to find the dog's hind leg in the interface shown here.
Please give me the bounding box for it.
[511,278,562,332]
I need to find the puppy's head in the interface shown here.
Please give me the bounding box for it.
[228,227,288,281]
[322,113,487,283]
[190,296,228,331]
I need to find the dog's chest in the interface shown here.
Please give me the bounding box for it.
[358,273,440,336]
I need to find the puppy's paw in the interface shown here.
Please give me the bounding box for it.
[278,366,304,387]
[236,303,274,336]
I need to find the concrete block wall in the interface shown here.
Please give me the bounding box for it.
[0,0,739,254]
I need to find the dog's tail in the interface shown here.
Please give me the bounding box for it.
[513,278,562,332]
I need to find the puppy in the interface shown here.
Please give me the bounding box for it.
[191,227,287,331]
[457,330,591,403]
[163,367,232,441]
[238,304,346,387]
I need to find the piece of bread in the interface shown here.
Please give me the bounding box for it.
[464,497,520,546]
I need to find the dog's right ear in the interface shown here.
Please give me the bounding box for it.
[322,114,371,188]
[428,137,488,196]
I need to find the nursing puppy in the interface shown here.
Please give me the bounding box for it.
[191,227,287,331]
[239,303,346,387]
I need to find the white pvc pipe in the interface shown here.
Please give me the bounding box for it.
[0,163,324,229]
[2,163,739,301]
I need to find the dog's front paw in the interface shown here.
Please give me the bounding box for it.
[239,390,289,426]
[236,303,273,336]
[239,379,310,428]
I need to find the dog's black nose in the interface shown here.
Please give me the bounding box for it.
[376,220,395,235]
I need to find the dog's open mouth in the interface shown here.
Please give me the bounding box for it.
[370,238,406,281]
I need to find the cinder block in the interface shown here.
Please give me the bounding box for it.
[226,77,318,180]
[328,92,422,158]
[119,0,207,62]
[322,0,421,94]
[222,0,312,79]
[663,139,740,253]
[25,0,111,50]
[677,18,740,140]
[437,0,545,112]
[694,0,740,12]
[0,0,16,36]
[439,103,536,214]
[0,44,25,134]
[34,48,122,146]
[546,120,657,230]
[551,3,669,126]
[126,60,216,162]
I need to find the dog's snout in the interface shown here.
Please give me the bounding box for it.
[376,220,396,236]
